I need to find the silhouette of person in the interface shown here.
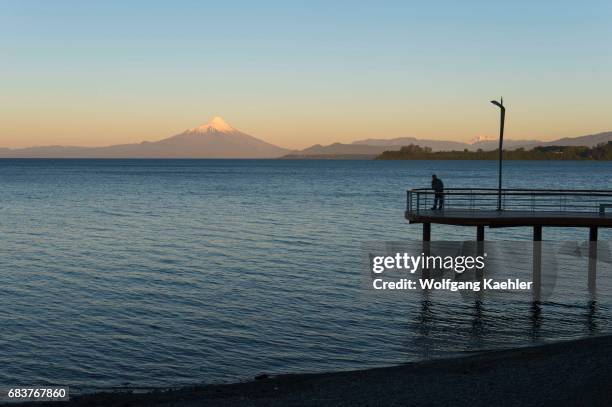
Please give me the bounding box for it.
[431,174,444,210]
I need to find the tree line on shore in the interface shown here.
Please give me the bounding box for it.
[376,141,612,160]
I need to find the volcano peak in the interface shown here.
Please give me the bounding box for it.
[193,116,236,133]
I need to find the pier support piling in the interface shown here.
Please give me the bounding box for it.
[423,223,431,242]
[422,223,432,284]
[476,225,485,242]
[589,227,598,242]
[533,226,542,242]
[588,227,598,295]
[532,226,542,302]
[475,226,486,298]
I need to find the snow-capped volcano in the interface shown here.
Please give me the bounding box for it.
[0,117,290,158]
[154,117,289,157]
[186,116,238,134]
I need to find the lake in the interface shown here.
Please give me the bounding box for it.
[0,159,610,392]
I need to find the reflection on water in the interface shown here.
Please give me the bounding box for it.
[469,300,485,344]
[414,296,604,361]
[587,300,598,333]
[405,238,611,361]
[530,301,542,340]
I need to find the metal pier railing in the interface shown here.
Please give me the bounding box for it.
[407,188,612,214]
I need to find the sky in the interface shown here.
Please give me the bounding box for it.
[1,0,611,150]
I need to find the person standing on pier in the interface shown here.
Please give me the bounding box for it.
[431,174,444,210]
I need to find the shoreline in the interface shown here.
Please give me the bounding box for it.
[15,335,612,407]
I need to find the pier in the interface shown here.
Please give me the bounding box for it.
[406,188,612,239]
[406,188,612,297]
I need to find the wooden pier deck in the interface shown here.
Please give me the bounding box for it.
[406,209,612,228]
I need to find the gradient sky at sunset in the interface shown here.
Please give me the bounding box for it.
[2,1,611,149]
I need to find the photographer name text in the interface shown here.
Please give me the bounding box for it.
[372,278,533,291]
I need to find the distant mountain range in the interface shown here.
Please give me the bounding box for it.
[1,119,611,159]
[350,136,538,151]
[283,131,612,159]
[0,117,289,158]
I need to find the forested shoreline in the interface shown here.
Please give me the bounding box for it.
[376,142,612,160]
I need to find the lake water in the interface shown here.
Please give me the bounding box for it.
[0,159,611,392]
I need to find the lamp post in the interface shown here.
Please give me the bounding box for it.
[490,97,505,211]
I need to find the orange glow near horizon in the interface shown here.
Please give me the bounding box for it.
[1,107,610,150]
[2,3,611,150]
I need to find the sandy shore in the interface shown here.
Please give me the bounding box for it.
[15,335,612,407]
